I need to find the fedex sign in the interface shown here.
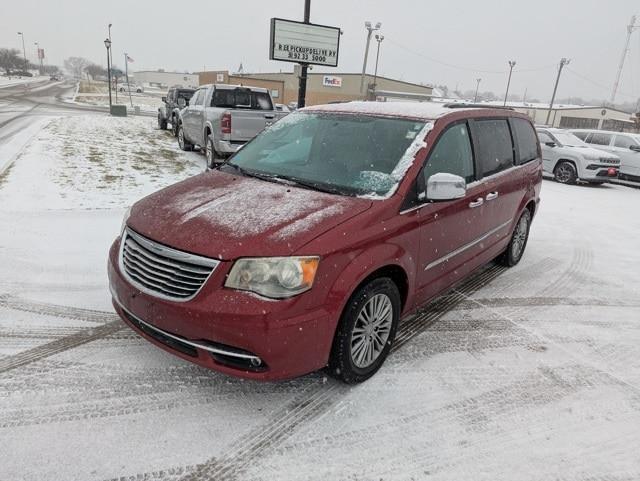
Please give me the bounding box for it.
[322,75,342,88]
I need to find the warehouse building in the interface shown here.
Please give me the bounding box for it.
[198,69,434,107]
[132,70,199,89]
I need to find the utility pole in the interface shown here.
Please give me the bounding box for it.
[297,0,311,108]
[611,15,639,104]
[360,21,381,97]
[124,53,133,108]
[17,32,27,71]
[545,58,570,125]
[372,34,384,100]
[109,23,117,103]
[503,60,516,106]
[473,78,481,102]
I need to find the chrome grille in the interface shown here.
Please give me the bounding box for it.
[600,157,620,164]
[120,228,219,301]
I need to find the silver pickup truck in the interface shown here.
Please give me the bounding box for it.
[177,84,286,167]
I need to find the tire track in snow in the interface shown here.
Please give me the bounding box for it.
[0,294,118,323]
[0,320,124,373]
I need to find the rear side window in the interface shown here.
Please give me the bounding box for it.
[422,123,475,183]
[512,118,538,164]
[473,119,514,177]
[588,132,612,146]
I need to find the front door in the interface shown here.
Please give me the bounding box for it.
[611,134,640,179]
[414,121,493,304]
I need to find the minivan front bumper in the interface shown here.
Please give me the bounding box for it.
[108,238,334,381]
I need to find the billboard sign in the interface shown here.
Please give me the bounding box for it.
[269,18,340,67]
[322,75,342,88]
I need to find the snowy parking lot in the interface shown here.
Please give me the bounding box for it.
[1,113,640,481]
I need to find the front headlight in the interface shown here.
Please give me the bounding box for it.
[120,206,132,236]
[225,257,320,299]
[583,154,602,161]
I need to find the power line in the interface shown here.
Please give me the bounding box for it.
[565,67,637,100]
[385,37,556,74]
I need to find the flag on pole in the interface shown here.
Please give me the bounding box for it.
[126,54,134,63]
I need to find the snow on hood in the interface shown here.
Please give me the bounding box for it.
[128,171,372,260]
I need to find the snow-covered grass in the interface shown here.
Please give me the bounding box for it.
[0,75,50,89]
[0,114,205,210]
[73,80,162,113]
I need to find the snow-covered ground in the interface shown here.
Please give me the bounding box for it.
[0,75,50,89]
[1,115,640,480]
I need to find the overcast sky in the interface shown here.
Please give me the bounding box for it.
[2,0,639,102]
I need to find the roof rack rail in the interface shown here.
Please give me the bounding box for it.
[443,103,514,110]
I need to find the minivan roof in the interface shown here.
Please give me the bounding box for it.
[303,101,519,121]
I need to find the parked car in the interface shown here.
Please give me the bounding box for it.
[49,75,60,81]
[571,129,640,182]
[115,83,144,93]
[177,84,287,168]
[108,102,542,384]
[158,87,195,133]
[10,71,33,77]
[537,128,619,184]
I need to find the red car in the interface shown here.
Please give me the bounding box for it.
[108,102,542,383]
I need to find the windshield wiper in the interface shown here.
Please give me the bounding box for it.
[273,175,354,196]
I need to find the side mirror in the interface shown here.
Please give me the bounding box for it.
[630,144,640,152]
[545,141,556,147]
[161,96,167,102]
[419,172,466,201]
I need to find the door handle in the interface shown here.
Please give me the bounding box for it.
[469,198,484,208]
[264,114,275,119]
[486,191,499,201]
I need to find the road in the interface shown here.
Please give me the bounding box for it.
[0,97,639,480]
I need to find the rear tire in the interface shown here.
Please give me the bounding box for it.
[178,126,193,151]
[328,278,400,384]
[554,161,577,184]
[497,209,531,267]
[171,116,179,137]
[205,134,223,169]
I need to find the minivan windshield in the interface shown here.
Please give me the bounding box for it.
[225,112,426,197]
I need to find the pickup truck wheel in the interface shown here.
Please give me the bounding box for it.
[158,115,167,130]
[554,161,577,184]
[328,277,400,384]
[171,117,179,137]
[205,135,222,169]
[178,126,192,151]
[497,209,531,267]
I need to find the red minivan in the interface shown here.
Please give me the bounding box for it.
[108,102,542,383]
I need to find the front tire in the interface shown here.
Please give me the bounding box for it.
[171,116,179,137]
[554,161,577,184]
[158,115,167,130]
[178,126,192,151]
[328,278,400,384]
[498,209,531,267]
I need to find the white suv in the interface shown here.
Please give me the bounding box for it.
[571,129,640,182]
[536,128,620,184]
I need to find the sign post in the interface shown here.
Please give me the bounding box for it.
[269,5,340,108]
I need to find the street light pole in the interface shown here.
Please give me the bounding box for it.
[104,38,113,112]
[545,58,570,125]
[503,60,516,106]
[360,21,381,97]
[297,0,311,108]
[473,78,481,102]
[17,32,27,71]
[372,34,384,100]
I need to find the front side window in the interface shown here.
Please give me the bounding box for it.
[573,131,589,140]
[537,131,553,144]
[588,132,612,146]
[225,112,426,197]
[474,119,514,177]
[614,135,635,149]
[422,123,474,183]
[512,118,538,164]
[194,90,206,106]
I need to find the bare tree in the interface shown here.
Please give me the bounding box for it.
[43,64,61,75]
[0,48,22,75]
[85,63,107,81]
[63,57,91,79]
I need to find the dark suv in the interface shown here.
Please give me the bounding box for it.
[158,87,195,135]
[110,102,542,383]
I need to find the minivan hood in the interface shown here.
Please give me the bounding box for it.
[128,171,372,260]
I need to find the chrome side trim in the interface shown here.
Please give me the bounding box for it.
[116,301,261,362]
[118,228,220,303]
[424,219,512,271]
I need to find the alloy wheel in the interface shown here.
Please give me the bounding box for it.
[555,164,574,183]
[350,293,393,368]
[511,214,529,259]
